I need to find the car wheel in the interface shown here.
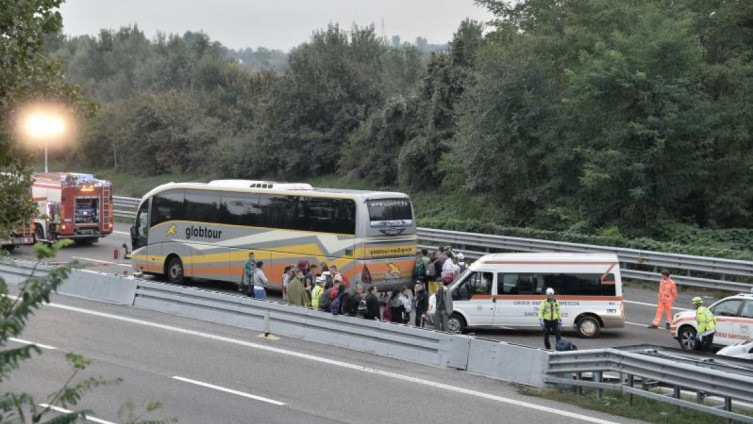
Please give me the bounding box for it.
[166,256,185,285]
[678,326,697,351]
[447,313,466,333]
[576,316,601,338]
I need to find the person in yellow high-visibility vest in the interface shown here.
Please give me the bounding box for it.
[692,296,717,352]
[538,288,562,350]
[649,269,677,329]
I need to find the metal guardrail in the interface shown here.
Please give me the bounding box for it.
[113,196,753,291]
[113,196,138,219]
[546,347,753,423]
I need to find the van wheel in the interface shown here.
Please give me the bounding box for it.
[678,326,697,351]
[448,313,466,333]
[576,316,600,338]
[166,256,185,285]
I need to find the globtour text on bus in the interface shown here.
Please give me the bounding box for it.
[185,225,223,240]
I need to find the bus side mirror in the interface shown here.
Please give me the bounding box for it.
[130,225,136,239]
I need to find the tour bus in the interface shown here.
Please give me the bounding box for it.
[428,252,625,338]
[130,180,416,290]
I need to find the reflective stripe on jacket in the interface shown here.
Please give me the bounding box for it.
[538,299,561,321]
[658,278,677,302]
[696,306,717,334]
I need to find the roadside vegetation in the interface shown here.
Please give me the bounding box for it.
[520,386,753,424]
[35,0,753,263]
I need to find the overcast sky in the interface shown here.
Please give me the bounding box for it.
[59,0,494,51]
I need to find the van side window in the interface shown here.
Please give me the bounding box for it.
[452,272,494,301]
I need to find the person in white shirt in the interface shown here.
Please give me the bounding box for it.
[400,286,413,324]
[441,252,455,283]
[254,261,269,297]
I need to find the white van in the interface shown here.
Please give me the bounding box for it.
[428,252,625,338]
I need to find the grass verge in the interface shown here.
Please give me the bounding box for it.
[519,386,752,424]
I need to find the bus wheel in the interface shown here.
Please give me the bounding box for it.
[448,313,466,333]
[576,316,601,338]
[166,256,185,285]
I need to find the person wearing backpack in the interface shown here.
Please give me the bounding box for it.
[413,251,427,284]
[363,286,380,320]
[331,284,347,315]
[343,284,364,316]
[318,280,336,312]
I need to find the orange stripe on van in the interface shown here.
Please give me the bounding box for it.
[470,295,623,301]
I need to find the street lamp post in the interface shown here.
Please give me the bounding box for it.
[24,111,65,173]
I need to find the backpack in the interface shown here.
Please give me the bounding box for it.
[324,273,334,286]
[413,258,426,279]
[556,339,578,351]
[338,292,352,315]
[357,298,368,316]
[342,293,360,316]
[426,260,437,277]
[319,289,332,311]
[330,293,342,315]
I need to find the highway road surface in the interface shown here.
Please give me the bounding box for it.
[4,290,649,424]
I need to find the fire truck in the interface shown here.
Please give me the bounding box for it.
[32,173,114,245]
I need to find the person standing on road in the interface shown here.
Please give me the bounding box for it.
[433,280,453,332]
[242,251,256,297]
[649,269,677,329]
[253,261,269,299]
[692,296,717,352]
[287,268,309,307]
[414,281,429,327]
[538,288,562,350]
[363,285,380,320]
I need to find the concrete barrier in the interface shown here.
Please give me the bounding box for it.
[0,259,136,305]
[133,280,472,369]
[465,337,548,386]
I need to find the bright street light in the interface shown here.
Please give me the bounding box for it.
[23,111,66,173]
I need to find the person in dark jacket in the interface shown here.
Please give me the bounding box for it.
[413,281,429,327]
[363,286,380,320]
[389,289,405,323]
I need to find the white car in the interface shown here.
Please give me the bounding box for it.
[717,340,753,360]
[670,292,753,351]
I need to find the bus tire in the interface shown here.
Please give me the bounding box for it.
[166,256,185,285]
[448,313,467,333]
[576,316,601,338]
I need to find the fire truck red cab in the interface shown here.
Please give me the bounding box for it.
[32,172,113,245]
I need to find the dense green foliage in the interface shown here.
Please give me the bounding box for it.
[56,0,753,238]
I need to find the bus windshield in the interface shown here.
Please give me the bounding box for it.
[366,198,413,228]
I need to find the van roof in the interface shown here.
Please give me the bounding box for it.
[472,252,619,267]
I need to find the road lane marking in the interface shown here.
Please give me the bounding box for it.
[72,256,131,267]
[173,376,285,406]
[39,404,114,424]
[29,299,621,424]
[624,299,689,311]
[113,230,129,235]
[9,337,57,350]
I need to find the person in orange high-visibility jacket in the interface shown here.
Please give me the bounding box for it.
[649,269,677,329]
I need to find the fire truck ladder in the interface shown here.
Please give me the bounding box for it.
[102,184,112,230]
